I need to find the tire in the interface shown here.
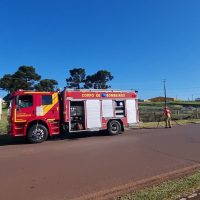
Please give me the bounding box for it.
[107,120,121,135]
[27,124,48,143]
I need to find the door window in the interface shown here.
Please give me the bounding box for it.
[17,95,33,108]
[42,95,52,105]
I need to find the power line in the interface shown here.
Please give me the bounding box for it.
[163,79,167,107]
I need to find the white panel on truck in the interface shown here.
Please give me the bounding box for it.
[86,100,101,129]
[126,99,137,123]
[102,100,114,118]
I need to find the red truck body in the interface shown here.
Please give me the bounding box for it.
[7,89,139,143]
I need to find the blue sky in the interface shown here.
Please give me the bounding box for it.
[0,0,200,100]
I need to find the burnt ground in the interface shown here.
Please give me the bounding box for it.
[0,124,200,200]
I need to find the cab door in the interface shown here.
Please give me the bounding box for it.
[40,93,59,120]
[40,93,60,135]
[15,94,35,122]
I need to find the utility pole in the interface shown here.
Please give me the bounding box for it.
[163,79,167,107]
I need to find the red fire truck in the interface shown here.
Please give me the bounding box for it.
[7,89,139,143]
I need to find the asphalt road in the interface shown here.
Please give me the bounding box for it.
[0,124,200,200]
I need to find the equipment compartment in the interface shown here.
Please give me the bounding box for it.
[70,101,85,131]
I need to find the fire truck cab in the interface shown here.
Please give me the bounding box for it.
[7,89,139,143]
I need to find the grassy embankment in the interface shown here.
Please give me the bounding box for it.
[118,170,200,200]
[139,101,200,125]
[139,118,200,129]
[0,109,7,134]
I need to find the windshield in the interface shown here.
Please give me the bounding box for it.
[9,99,13,108]
[16,95,33,108]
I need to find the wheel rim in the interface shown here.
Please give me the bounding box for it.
[111,123,118,133]
[31,128,45,141]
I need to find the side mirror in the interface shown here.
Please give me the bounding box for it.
[16,96,21,110]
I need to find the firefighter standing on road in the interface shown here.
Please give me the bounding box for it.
[163,106,172,128]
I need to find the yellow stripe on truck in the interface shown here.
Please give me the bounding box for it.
[14,109,26,123]
[42,93,58,115]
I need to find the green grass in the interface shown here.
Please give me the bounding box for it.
[138,119,200,128]
[118,170,200,200]
[0,109,8,134]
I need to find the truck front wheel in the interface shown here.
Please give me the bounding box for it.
[108,120,121,135]
[27,124,48,143]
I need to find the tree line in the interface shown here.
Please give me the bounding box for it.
[0,66,114,98]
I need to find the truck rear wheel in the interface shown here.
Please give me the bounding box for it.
[27,124,48,143]
[108,120,121,135]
